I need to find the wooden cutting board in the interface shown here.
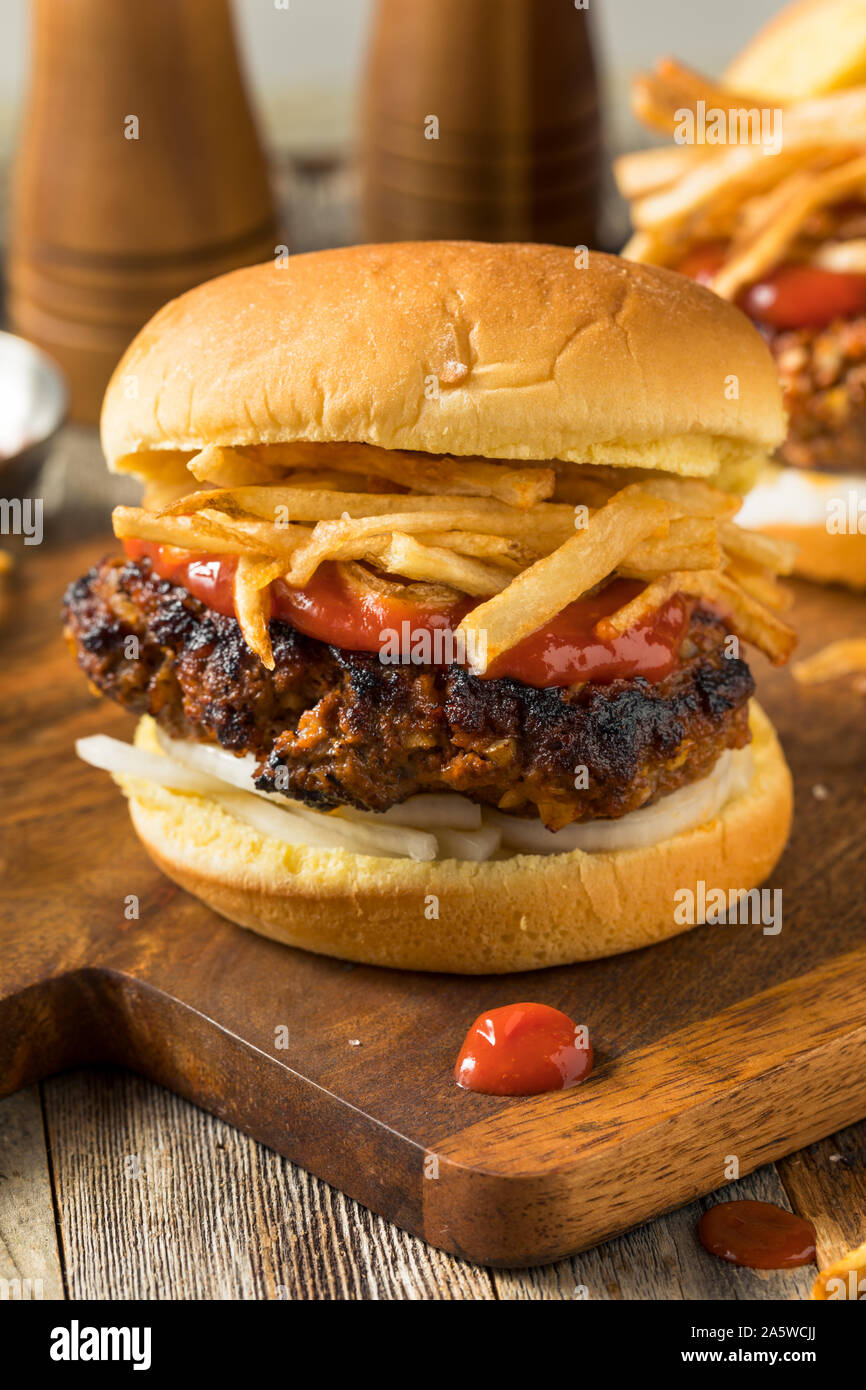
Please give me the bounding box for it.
[2,538,865,1267]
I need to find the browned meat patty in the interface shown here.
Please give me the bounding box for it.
[768,315,866,472]
[63,555,755,829]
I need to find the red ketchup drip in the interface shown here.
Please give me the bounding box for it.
[698,1201,817,1270]
[123,540,466,651]
[124,540,240,616]
[678,241,866,331]
[454,1003,593,1097]
[487,580,690,687]
[123,541,690,689]
[271,568,471,653]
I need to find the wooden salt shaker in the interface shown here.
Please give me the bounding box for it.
[360,0,601,247]
[7,0,278,422]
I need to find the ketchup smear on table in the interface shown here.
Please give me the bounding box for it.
[698,1201,817,1270]
[454,1003,593,1096]
[123,540,690,689]
[678,241,866,331]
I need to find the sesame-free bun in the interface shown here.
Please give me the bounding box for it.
[101,242,785,483]
[117,703,792,975]
[763,523,866,591]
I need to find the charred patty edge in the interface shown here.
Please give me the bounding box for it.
[63,554,755,828]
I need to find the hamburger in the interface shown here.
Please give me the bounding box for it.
[63,242,795,974]
[615,0,866,590]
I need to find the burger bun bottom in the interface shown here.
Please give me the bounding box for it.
[738,465,866,591]
[117,702,793,974]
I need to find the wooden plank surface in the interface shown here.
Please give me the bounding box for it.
[31,1068,865,1299]
[778,1128,866,1269]
[491,1166,815,1301]
[41,1068,495,1301]
[0,1087,64,1299]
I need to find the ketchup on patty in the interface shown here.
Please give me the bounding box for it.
[485,580,690,687]
[124,541,691,688]
[679,241,866,331]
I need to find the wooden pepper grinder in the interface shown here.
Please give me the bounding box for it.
[360,0,601,247]
[7,0,278,422]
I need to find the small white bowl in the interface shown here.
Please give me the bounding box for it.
[0,331,67,496]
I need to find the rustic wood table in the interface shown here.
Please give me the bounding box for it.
[0,425,863,1301]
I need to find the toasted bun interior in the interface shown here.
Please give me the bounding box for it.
[101,243,785,483]
[117,703,792,974]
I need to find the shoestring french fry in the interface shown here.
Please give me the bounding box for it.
[618,516,722,576]
[718,520,798,573]
[160,484,573,532]
[793,638,866,682]
[724,557,794,611]
[614,144,710,201]
[283,505,567,586]
[618,46,866,300]
[124,438,795,656]
[111,506,305,556]
[233,555,287,669]
[456,488,677,674]
[187,444,287,487]
[413,531,535,565]
[368,533,513,596]
[811,1239,866,1300]
[631,474,742,519]
[714,153,866,298]
[230,440,556,508]
[631,146,816,235]
[597,568,797,663]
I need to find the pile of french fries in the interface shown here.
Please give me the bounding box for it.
[616,56,866,301]
[113,441,797,673]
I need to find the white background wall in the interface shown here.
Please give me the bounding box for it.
[0,0,791,157]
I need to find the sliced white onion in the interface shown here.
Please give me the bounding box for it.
[75,736,226,795]
[434,824,502,862]
[241,792,438,861]
[79,728,752,866]
[152,732,264,795]
[88,728,438,861]
[155,739,436,856]
[812,238,866,275]
[484,747,753,856]
[340,793,482,831]
[154,727,482,834]
[211,790,436,861]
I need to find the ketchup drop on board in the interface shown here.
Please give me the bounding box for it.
[454,1003,593,1097]
[698,1201,817,1270]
